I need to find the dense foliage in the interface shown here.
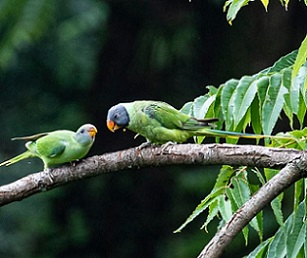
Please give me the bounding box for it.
[0,1,307,257]
[176,43,307,256]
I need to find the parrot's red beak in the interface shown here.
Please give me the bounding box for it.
[88,126,98,138]
[107,120,121,132]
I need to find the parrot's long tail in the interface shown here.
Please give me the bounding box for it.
[196,128,294,140]
[0,151,35,167]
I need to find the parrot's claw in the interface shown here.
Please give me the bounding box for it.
[136,142,152,150]
[44,168,54,184]
[161,141,176,154]
[70,160,79,167]
[36,168,53,191]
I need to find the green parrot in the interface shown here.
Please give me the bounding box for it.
[0,124,98,169]
[106,100,290,144]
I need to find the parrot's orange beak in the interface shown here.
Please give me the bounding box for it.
[88,126,98,138]
[107,120,121,132]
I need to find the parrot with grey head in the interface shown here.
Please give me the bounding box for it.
[106,100,293,145]
[0,124,98,169]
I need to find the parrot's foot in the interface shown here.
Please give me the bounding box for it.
[70,160,79,167]
[36,168,53,191]
[161,141,177,154]
[136,142,152,150]
[44,168,54,184]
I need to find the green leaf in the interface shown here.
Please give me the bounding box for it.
[221,79,238,130]
[299,66,307,106]
[289,223,306,258]
[219,194,233,222]
[274,128,307,150]
[250,202,306,258]
[223,169,263,242]
[226,177,250,244]
[192,95,209,119]
[251,168,266,186]
[265,50,297,74]
[233,175,263,240]
[250,95,262,135]
[210,86,225,142]
[260,0,269,11]
[266,226,287,258]
[237,104,251,132]
[292,34,307,85]
[294,179,304,218]
[224,0,250,25]
[174,166,234,233]
[173,186,225,233]
[256,76,270,130]
[297,67,307,127]
[207,85,219,95]
[264,168,278,184]
[246,237,272,258]
[291,67,301,115]
[214,165,235,189]
[201,198,220,232]
[255,210,264,242]
[229,174,250,208]
[265,168,284,226]
[193,94,218,144]
[262,73,287,136]
[297,90,307,128]
[282,67,294,127]
[286,204,305,258]
[232,76,257,128]
[180,101,193,116]
[204,96,218,120]
[271,195,284,227]
[201,166,235,231]
[212,85,224,125]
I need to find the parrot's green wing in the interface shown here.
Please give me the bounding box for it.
[142,102,186,128]
[35,135,67,158]
[142,102,216,130]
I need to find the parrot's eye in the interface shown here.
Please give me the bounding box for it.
[80,129,85,133]
[114,113,118,119]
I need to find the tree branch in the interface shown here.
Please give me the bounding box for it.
[197,160,307,258]
[0,143,306,258]
[0,143,303,207]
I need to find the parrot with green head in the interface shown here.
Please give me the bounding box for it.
[106,100,291,145]
[0,124,97,169]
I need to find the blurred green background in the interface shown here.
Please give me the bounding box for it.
[0,0,306,257]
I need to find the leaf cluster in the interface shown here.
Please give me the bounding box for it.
[177,35,307,257]
[223,0,307,24]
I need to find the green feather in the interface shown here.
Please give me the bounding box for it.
[195,128,292,140]
[118,100,293,144]
[0,124,97,169]
[0,151,35,167]
[121,101,218,144]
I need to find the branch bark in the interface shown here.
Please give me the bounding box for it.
[197,161,307,258]
[0,143,306,257]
